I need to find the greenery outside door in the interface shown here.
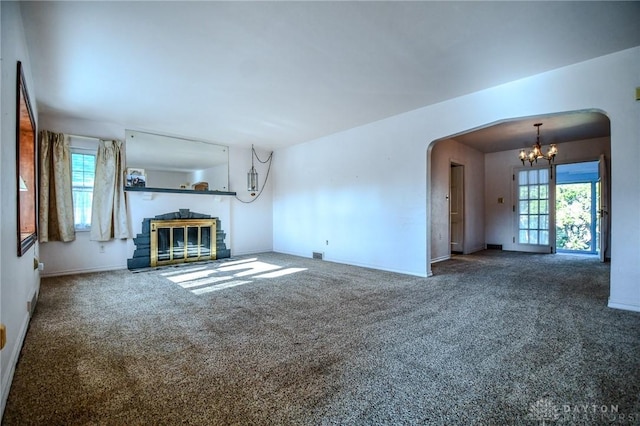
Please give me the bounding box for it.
[555,161,600,255]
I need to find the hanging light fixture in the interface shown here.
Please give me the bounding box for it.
[247,145,259,192]
[519,123,558,166]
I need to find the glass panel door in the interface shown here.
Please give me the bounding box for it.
[150,219,217,266]
[157,227,171,261]
[186,226,200,259]
[201,226,212,257]
[173,227,185,260]
[515,167,554,253]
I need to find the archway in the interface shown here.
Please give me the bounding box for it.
[427,109,610,271]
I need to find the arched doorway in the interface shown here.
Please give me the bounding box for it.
[427,109,611,267]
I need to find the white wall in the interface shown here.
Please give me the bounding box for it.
[0,2,41,418]
[274,47,640,311]
[273,120,427,276]
[229,146,274,255]
[485,136,611,253]
[430,138,485,262]
[193,163,228,192]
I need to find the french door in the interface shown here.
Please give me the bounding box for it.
[514,166,555,253]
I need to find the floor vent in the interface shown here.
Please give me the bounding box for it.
[312,251,324,260]
[486,244,503,250]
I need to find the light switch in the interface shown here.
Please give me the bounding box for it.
[498,197,504,204]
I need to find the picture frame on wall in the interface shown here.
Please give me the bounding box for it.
[126,168,146,187]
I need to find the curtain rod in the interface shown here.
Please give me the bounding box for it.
[67,134,123,142]
[66,133,103,141]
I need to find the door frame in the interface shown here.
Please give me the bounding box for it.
[449,162,464,255]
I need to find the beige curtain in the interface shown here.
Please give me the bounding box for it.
[38,130,75,242]
[90,139,130,241]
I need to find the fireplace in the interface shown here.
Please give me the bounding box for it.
[128,209,230,270]
[151,218,216,267]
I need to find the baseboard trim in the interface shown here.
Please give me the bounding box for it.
[608,300,640,313]
[430,255,451,264]
[272,249,428,277]
[1,312,30,422]
[41,264,127,278]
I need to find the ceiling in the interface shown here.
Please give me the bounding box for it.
[446,110,612,153]
[20,1,640,151]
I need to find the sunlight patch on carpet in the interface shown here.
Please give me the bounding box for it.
[178,276,233,289]
[160,265,209,277]
[165,269,218,283]
[217,260,282,277]
[255,268,308,278]
[191,280,254,294]
[160,257,308,295]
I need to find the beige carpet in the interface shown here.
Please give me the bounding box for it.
[3,251,639,425]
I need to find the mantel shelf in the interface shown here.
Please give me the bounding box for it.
[124,186,236,196]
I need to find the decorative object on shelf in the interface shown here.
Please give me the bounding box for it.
[192,181,209,191]
[247,144,259,192]
[519,123,557,166]
[126,168,146,187]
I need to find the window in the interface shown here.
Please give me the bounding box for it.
[71,151,95,230]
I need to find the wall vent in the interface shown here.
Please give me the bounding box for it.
[486,244,503,250]
[312,251,324,260]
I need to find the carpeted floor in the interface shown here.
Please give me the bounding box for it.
[3,250,639,425]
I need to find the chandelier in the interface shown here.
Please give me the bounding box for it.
[519,123,557,166]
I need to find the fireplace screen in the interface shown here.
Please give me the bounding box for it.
[150,219,217,267]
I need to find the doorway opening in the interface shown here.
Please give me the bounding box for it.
[555,161,600,255]
[427,109,610,275]
[450,163,464,254]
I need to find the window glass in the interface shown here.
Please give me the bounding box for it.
[518,168,550,246]
[71,152,95,230]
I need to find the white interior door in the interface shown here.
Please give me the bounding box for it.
[514,166,555,253]
[450,164,464,254]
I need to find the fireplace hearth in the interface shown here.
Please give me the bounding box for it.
[128,209,230,270]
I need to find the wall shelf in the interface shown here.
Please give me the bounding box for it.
[124,186,236,196]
